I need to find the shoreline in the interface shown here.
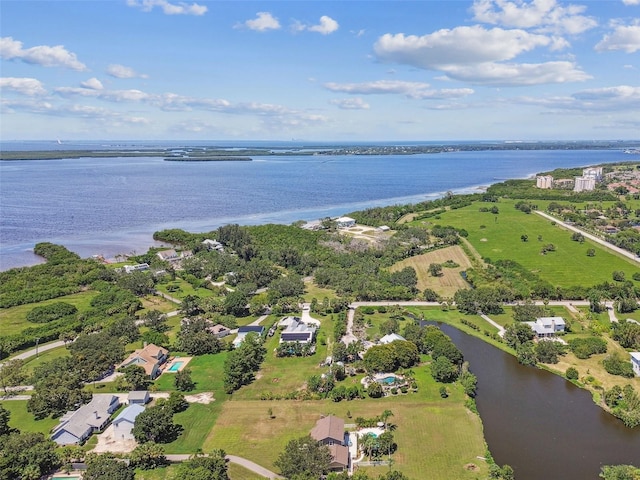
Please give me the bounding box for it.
[0,183,490,272]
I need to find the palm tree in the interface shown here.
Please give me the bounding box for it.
[380,409,394,429]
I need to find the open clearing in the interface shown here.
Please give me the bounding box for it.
[390,246,473,297]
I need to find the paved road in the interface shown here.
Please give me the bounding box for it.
[164,454,282,478]
[534,210,640,264]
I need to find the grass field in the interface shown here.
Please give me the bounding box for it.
[0,291,98,336]
[302,280,338,303]
[139,295,179,313]
[154,352,230,394]
[20,345,70,375]
[0,400,58,434]
[421,200,639,289]
[203,394,488,479]
[155,278,215,300]
[165,402,223,454]
[390,246,473,298]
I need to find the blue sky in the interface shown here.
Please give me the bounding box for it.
[1,0,639,141]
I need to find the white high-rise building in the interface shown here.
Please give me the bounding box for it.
[536,175,554,189]
[583,167,603,180]
[574,176,596,192]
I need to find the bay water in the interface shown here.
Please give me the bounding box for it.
[0,148,631,270]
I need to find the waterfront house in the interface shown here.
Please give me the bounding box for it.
[157,249,179,262]
[336,216,356,228]
[202,239,224,251]
[310,415,349,472]
[631,352,640,377]
[123,263,150,273]
[51,394,120,446]
[525,317,566,339]
[119,343,168,379]
[112,404,145,441]
[233,325,265,348]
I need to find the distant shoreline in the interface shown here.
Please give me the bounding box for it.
[163,156,252,162]
[2,140,640,161]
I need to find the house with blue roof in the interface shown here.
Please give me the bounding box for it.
[51,394,120,445]
[112,404,146,441]
[233,325,265,348]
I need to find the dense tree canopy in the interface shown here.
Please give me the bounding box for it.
[274,435,332,480]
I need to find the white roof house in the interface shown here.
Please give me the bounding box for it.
[631,352,640,377]
[336,216,356,228]
[279,318,317,344]
[379,333,406,344]
[112,404,145,441]
[51,394,120,446]
[525,317,566,338]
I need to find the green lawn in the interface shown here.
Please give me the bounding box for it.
[165,402,223,454]
[0,400,58,434]
[426,200,639,288]
[302,281,338,303]
[20,345,70,375]
[0,291,98,336]
[155,278,215,300]
[204,392,488,480]
[154,352,230,394]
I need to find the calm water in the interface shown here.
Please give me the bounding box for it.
[0,148,631,270]
[437,324,640,480]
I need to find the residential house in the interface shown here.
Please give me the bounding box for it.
[379,333,406,344]
[123,263,150,273]
[51,394,120,445]
[119,343,168,379]
[128,390,150,405]
[631,352,640,377]
[310,415,349,472]
[233,325,265,348]
[279,317,317,344]
[525,317,566,339]
[157,249,179,262]
[335,216,356,228]
[202,239,224,251]
[210,324,231,338]
[112,404,145,441]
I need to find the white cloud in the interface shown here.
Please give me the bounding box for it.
[293,15,339,35]
[308,16,339,35]
[442,61,590,86]
[471,0,597,34]
[329,98,370,110]
[622,0,639,5]
[373,26,589,86]
[0,37,86,71]
[324,80,475,99]
[106,64,148,79]
[237,12,281,32]
[374,27,553,67]
[595,24,640,53]
[325,80,432,96]
[126,0,207,16]
[81,78,104,90]
[517,85,640,112]
[0,77,47,96]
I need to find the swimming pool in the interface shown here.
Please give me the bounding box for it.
[378,376,396,385]
[168,361,183,372]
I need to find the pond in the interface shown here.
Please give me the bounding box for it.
[436,323,640,480]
